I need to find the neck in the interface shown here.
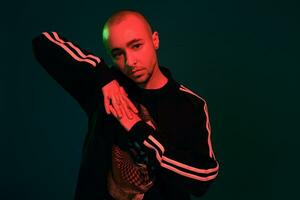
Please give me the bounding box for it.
[139,65,168,89]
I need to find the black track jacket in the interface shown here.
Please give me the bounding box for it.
[32,32,219,200]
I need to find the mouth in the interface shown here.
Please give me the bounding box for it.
[130,69,144,75]
[129,70,145,78]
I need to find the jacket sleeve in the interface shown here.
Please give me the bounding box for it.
[32,31,114,115]
[127,94,219,197]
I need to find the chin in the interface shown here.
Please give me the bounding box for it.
[131,75,149,85]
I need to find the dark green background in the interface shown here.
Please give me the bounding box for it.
[1,0,299,199]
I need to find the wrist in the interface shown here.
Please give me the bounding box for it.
[127,121,155,144]
[126,118,142,132]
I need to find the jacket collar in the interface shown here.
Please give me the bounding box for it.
[110,66,178,98]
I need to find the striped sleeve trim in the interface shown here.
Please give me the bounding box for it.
[143,134,219,182]
[160,163,218,181]
[138,84,219,181]
[42,32,101,67]
[179,85,216,159]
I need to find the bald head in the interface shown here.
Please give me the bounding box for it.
[102,10,153,49]
[100,10,161,88]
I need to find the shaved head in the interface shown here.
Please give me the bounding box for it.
[102,10,153,49]
[101,10,162,88]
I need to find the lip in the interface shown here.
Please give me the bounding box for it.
[130,69,143,75]
[132,68,143,72]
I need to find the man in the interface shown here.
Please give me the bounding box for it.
[32,10,219,200]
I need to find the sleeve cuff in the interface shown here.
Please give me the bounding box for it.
[95,59,115,88]
[127,121,155,144]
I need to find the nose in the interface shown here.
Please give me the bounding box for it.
[125,52,137,67]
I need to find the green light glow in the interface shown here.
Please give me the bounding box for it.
[102,26,109,41]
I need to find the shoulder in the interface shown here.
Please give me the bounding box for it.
[176,84,211,128]
[176,84,207,109]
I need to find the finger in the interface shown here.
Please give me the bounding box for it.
[118,94,133,119]
[104,97,111,115]
[124,96,138,114]
[120,87,128,96]
[109,106,118,119]
[122,103,133,119]
[120,96,134,119]
[119,104,133,120]
[115,93,122,105]
[119,87,138,113]
[111,96,123,118]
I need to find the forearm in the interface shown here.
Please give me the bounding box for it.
[32,31,115,113]
[127,121,219,196]
[32,32,114,87]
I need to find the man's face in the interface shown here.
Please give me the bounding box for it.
[104,16,159,85]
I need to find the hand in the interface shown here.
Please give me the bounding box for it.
[102,80,138,119]
[112,108,142,131]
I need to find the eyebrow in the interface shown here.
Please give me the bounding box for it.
[111,38,143,54]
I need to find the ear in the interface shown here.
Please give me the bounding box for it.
[152,31,159,50]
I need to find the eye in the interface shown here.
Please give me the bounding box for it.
[132,43,142,49]
[112,51,123,59]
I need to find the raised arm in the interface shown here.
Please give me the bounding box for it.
[32,31,137,117]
